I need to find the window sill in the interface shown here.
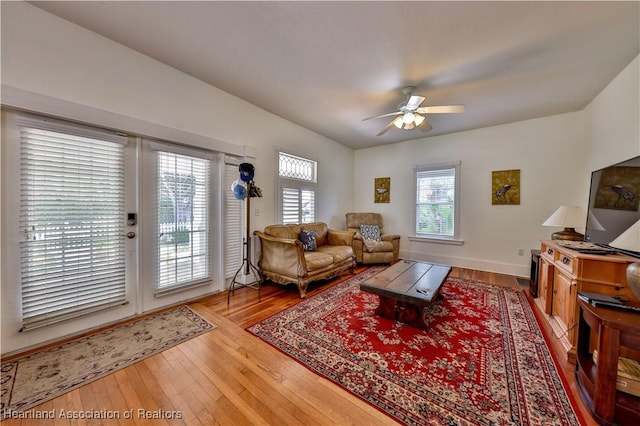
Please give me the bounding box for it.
[408,235,464,246]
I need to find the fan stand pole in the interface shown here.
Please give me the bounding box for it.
[227,183,261,304]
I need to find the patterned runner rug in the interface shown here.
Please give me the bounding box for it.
[248,267,583,425]
[1,305,214,418]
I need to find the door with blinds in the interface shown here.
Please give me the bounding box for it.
[2,111,240,353]
[138,140,231,312]
[14,114,138,331]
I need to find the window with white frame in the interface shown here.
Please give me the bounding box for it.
[18,117,128,330]
[155,148,212,295]
[278,152,317,224]
[414,162,461,240]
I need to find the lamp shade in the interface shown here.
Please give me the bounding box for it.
[609,219,640,252]
[403,112,415,124]
[542,206,586,228]
[394,112,428,130]
[542,206,587,241]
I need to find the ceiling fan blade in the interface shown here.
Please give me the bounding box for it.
[419,118,433,133]
[405,95,425,110]
[362,111,402,121]
[376,120,396,136]
[416,105,466,114]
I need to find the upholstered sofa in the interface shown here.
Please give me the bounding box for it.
[253,222,356,298]
[346,212,400,264]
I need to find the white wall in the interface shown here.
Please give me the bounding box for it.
[583,55,640,171]
[1,2,353,354]
[353,55,640,277]
[0,2,353,232]
[354,112,586,276]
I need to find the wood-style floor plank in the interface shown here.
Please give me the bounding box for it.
[2,266,597,425]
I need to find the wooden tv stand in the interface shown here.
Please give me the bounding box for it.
[575,300,640,425]
[534,240,638,363]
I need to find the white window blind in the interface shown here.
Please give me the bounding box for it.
[278,152,317,224]
[282,187,315,224]
[415,164,458,237]
[223,157,243,278]
[19,122,127,330]
[156,150,211,295]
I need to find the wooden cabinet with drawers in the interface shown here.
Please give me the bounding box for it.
[537,254,554,314]
[533,240,638,363]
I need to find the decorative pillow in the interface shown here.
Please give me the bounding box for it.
[360,224,381,241]
[298,229,317,252]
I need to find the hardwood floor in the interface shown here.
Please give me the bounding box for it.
[3,266,598,425]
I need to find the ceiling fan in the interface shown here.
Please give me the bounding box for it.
[363,86,466,136]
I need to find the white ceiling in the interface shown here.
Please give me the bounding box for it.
[30,1,639,149]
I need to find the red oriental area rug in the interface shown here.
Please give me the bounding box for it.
[247,267,583,425]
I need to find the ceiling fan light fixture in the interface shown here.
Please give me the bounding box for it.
[403,112,415,124]
[365,87,465,136]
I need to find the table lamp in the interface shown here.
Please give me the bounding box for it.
[542,206,587,241]
[609,219,640,300]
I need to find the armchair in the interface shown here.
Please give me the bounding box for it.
[346,212,400,264]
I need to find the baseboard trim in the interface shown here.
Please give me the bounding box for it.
[399,250,530,278]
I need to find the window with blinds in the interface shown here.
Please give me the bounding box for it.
[223,158,243,278]
[415,163,460,238]
[19,122,127,330]
[282,187,315,224]
[156,151,211,295]
[278,152,317,224]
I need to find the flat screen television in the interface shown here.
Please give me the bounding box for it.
[584,154,640,258]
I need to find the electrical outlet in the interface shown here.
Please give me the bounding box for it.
[255,208,260,216]
[518,249,525,256]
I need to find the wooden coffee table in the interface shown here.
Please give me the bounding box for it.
[360,259,451,330]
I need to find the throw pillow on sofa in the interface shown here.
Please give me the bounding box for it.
[299,229,317,251]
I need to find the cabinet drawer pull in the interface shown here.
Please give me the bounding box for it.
[562,257,570,265]
[547,248,553,255]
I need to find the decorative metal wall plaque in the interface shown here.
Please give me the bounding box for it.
[375,177,390,203]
